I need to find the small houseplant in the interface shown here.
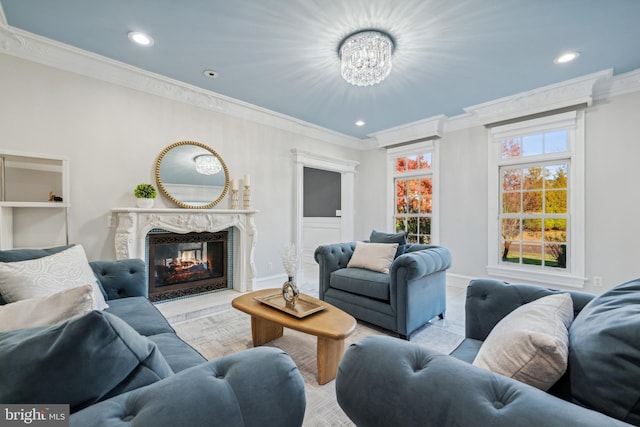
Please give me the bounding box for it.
[134,183,157,208]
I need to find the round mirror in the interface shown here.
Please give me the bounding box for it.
[155,141,229,209]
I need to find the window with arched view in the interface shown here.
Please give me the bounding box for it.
[499,130,569,269]
[394,153,432,244]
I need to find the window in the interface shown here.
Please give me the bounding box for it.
[487,111,585,287]
[387,142,438,244]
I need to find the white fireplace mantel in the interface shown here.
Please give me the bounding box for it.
[110,208,258,292]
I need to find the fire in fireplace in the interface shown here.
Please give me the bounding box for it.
[147,230,229,301]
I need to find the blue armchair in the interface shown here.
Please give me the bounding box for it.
[314,241,451,339]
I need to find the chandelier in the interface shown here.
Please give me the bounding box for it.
[194,154,222,175]
[339,30,394,87]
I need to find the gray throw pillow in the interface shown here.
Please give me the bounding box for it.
[0,310,173,412]
[369,230,408,245]
[569,278,640,425]
[369,230,408,258]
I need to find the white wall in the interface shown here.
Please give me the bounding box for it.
[583,92,640,289]
[354,147,387,239]
[0,53,362,280]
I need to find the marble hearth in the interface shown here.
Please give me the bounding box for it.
[110,208,257,293]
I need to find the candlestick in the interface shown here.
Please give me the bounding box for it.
[231,178,239,191]
[231,188,239,209]
[243,174,251,187]
[243,184,251,210]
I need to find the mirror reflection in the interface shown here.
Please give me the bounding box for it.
[155,141,229,209]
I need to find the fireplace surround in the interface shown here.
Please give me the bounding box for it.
[110,208,257,293]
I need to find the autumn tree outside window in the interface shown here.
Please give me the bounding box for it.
[393,151,433,244]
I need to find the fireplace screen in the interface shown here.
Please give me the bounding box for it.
[148,231,228,301]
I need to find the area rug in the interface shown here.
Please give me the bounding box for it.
[172,308,464,427]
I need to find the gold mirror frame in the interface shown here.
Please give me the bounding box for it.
[155,141,229,209]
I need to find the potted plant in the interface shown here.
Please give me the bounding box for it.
[134,183,157,208]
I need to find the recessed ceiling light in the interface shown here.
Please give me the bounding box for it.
[203,70,219,79]
[554,51,580,64]
[355,120,365,127]
[128,31,154,46]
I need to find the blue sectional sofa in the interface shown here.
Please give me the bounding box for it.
[314,238,451,339]
[0,246,306,427]
[335,278,640,427]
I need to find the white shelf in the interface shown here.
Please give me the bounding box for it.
[0,201,70,208]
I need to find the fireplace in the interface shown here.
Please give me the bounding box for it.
[110,208,257,294]
[147,231,230,302]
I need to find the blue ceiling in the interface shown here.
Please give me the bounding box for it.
[2,0,639,139]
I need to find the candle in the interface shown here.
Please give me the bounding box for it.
[244,174,250,187]
[231,178,238,191]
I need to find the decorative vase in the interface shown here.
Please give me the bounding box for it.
[136,198,154,208]
[282,276,299,307]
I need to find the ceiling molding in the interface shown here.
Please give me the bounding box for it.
[593,68,640,100]
[463,69,613,125]
[370,114,447,148]
[0,23,370,150]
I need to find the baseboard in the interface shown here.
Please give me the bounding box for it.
[254,273,288,290]
[259,271,472,290]
[447,272,473,289]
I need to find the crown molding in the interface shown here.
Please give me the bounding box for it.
[593,68,640,100]
[463,69,613,125]
[0,23,368,150]
[370,114,447,148]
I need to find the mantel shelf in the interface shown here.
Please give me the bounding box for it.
[111,207,259,214]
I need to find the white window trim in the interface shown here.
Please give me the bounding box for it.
[385,141,440,244]
[486,111,586,288]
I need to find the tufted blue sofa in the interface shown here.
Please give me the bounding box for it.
[314,242,451,339]
[0,247,306,427]
[335,278,640,427]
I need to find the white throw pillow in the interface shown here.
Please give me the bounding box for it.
[472,293,574,391]
[347,242,398,274]
[0,245,108,310]
[0,285,94,332]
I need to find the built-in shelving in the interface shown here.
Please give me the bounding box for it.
[0,150,70,250]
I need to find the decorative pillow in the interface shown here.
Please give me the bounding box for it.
[347,242,398,274]
[569,278,640,425]
[472,293,574,391]
[369,230,408,245]
[0,245,108,310]
[0,285,94,332]
[0,310,173,412]
[370,230,408,259]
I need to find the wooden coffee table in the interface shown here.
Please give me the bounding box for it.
[232,288,356,385]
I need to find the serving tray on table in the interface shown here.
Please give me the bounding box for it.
[254,293,327,318]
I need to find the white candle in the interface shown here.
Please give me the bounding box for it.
[244,174,250,187]
[231,178,238,191]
